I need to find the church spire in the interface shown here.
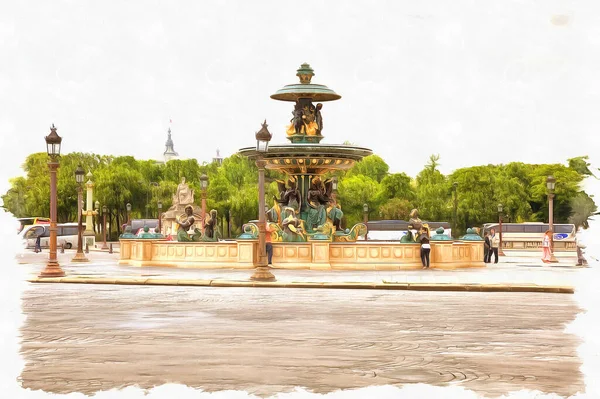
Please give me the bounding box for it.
[164,124,179,162]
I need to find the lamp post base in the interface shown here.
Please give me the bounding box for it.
[250,266,276,282]
[101,242,109,250]
[71,252,89,262]
[549,253,559,263]
[499,248,506,256]
[39,261,65,278]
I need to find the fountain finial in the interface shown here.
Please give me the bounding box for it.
[296,63,314,84]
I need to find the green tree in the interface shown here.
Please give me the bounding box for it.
[380,173,416,201]
[337,175,383,226]
[568,192,598,230]
[415,155,450,222]
[346,155,389,183]
[379,198,413,220]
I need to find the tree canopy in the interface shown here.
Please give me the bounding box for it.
[2,151,596,239]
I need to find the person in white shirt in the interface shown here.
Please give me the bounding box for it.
[489,228,499,264]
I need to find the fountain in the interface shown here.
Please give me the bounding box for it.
[238,63,370,242]
[119,64,485,270]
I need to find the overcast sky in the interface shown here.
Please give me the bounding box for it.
[1,0,599,195]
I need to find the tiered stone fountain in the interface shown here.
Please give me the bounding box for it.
[119,64,484,270]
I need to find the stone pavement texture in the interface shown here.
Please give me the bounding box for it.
[17,249,585,293]
[19,284,583,397]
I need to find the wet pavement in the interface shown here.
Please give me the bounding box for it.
[19,283,583,397]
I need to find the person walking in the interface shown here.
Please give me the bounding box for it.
[542,230,553,263]
[34,233,42,253]
[419,227,431,269]
[575,227,588,266]
[266,222,274,267]
[483,231,491,263]
[489,228,499,264]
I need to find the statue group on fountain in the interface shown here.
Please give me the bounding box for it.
[176,205,220,242]
[286,99,323,137]
[262,175,358,242]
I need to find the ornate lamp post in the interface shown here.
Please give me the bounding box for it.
[101,205,109,250]
[157,200,163,235]
[39,125,65,278]
[497,203,505,256]
[363,203,369,240]
[72,166,89,262]
[250,120,275,282]
[95,200,100,234]
[452,182,458,238]
[126,203,132,227]
[200,174,209,232]
[546,175,558,263]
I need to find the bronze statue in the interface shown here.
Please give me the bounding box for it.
[282,207,306,242]
[282,177,302,213]
[176,205,195,241]
[291,104,305,135]
[408,208,423,232]
[306,177,329,232]
[203,209,218,241]
[315,103,323,134]
[327,200,344,231]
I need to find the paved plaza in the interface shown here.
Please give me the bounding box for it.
[15,249,590,397]
[19,283,583,397]
[17,249,584,288]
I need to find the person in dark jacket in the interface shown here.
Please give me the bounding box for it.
[483,231,491,263]
[418,227,431,269]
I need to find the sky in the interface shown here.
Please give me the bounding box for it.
[1,2,600,397]
[2,0,600,195]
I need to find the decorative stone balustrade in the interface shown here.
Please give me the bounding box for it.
[119,239,485,270]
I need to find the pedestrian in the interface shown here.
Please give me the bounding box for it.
[266,222,274,267]
[419,227,431,269]
[489,228,499,264]
[575,227,588,266]
[34,233,42,253]
[483,231,491,263]
[541,230,553,263]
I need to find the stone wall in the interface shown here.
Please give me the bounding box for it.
[120,239,485,270]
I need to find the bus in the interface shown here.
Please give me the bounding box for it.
[19,223,80,249]
[366,220,452,241]
[17,217,50,233]
[482,222,576,251]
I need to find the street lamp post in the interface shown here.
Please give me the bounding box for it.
[126,203,132,227]
[250,120,275,282]
[200,174,209,232]
[39,125,65,278]
[497,203,505,256]
[228,209,232,238]
[157,201,163,235]
[546,175,558,263]
[101,205,109,250]
[72,165,89,262]
[95,200,100,236]
[452,182,458,238]
[363,203,369,240]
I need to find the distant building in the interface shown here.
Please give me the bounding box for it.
[163,127,179,163]
[213,149,223,166]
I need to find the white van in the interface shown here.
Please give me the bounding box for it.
[19,223,80,249]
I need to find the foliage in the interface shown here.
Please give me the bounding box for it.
[568,192,598,230]
[2,150,597,239]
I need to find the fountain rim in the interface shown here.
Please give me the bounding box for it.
[238,144,373,160]
[270,83,342,102]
